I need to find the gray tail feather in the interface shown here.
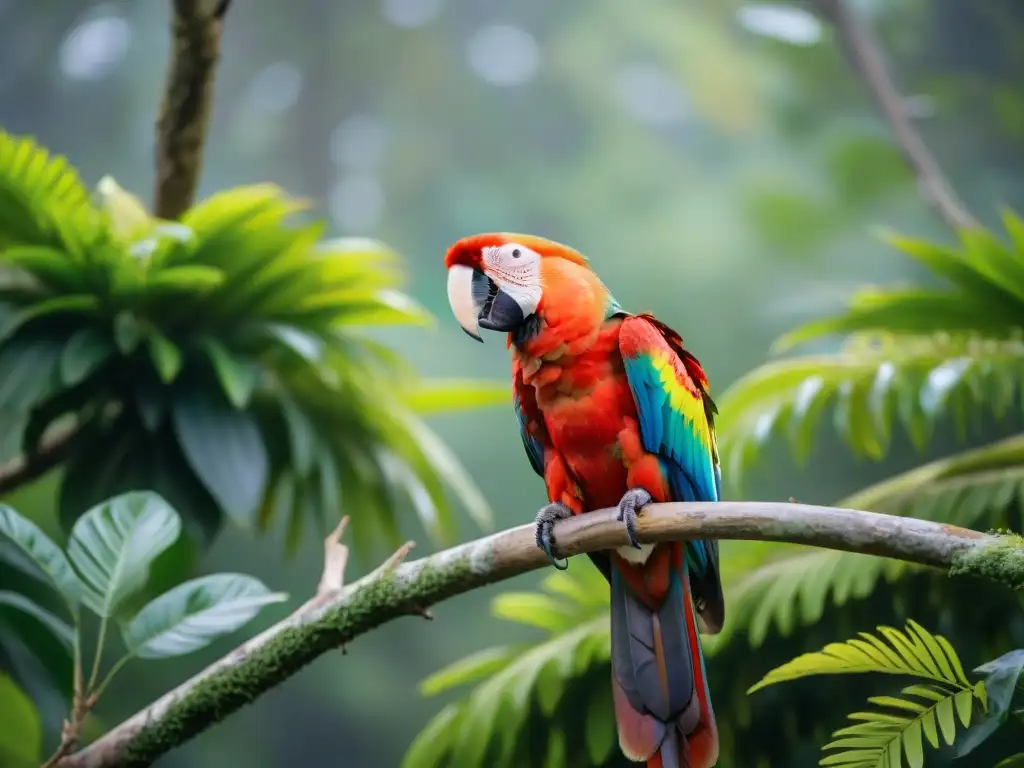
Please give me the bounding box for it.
[659,729,684,768]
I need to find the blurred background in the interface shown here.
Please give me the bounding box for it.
[1,0,1023,766]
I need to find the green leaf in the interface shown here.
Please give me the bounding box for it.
[0,673,41,766]
[277,393,317,477]
[120,573,287,658]
[66,491,182,617]
[0,590,73,649]
[956,650,1024,756]
[403,379,510,415]
[114,311,142,354]
[59,326,115,386]
[585,686,615,764]
[419,647,516,696]
[145,265,226,294]
[172,386,269,526]
[0,505,86,608]
[0,245,86,293]
[401,704,460,768]
[996,755,1024,768]
[146,329,183,383]
[200,338,259,409]
[95,175,151,242]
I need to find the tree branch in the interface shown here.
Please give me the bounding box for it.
[812,0,980,231]
[152,0,231,219]
[56,501,1019,768]
[0,421,83,495]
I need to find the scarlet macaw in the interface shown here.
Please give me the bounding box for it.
[445,233,723,768]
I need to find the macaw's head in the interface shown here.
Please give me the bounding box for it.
[444,233,590,342]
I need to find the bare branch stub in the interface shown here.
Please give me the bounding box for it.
[812,0,979,231]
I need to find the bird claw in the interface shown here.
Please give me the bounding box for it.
[535,502,573,570]
[617,488,651,549]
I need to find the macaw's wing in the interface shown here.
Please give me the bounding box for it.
[618,314,725,633]
[512,357,546,478]
[513,358,612,583]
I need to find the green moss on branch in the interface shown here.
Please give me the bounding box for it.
[949,532,1024,590]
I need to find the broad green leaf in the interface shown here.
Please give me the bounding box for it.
[67,492,182,617]
[200,338,259,409]
[278,393,316,477]
[0,245,85,292]
[96,175,151,242]
[585,685,615,764]
[120,573,287,658]
[0,505,85,607]
[60,326,115,386]
[0,674,41,767]
[0,591,73,649]
[145,265,225,294]
[114,310,142,353]
[401,704,459,768]
[956,650,1024,756]
[172,386,269,526]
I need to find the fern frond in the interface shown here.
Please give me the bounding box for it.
[747,620,975,693]
[717,333,1024,480]
[405,564,611,768]
[818,683,986,768]
[720,435,1024,647]
[748,621,988,766]
[773,219,1024,351]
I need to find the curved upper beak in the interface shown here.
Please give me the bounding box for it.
[447,264,484,342]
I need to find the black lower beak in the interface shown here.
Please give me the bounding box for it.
[478,289,525,332]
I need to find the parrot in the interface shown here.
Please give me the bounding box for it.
[445,233,724,768]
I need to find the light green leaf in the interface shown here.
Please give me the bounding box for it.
[404,379,510,415]
[0,505,86,608]
[145,265,225,294]
[60,326,115,386]
[996,754,1024,768]
[67,491,182,617]
[96,175,151,242]
[0,674,41,767]
[419,647,515,696]
[146,329,183,383]
[121,573,287,658]
[401,704,459,768]
[0,590,73,649]
[172,386,269,526]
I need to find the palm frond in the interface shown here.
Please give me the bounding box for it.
[719,434,1024,647]
[748,620,988,767]
[717,333,1024,479]
[404,563,612,768]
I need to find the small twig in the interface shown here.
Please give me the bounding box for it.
[152,0,232,219]
[811,0,979,231]
[56,500,1016,768]
[0,421,84,494]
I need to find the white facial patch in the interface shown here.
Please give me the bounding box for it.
[483,243,542,316]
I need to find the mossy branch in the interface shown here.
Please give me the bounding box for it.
[812,0,979,231]
[153,0,231,219]
[54,500,1019,768]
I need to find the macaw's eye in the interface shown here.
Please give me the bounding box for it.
[512,248,521,258]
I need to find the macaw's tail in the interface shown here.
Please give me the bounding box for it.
[608,545,718,768]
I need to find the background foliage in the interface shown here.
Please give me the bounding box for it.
[1,0,1023,766]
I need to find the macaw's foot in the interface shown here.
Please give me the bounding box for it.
[535,502,574,570]
[617,488,652,550]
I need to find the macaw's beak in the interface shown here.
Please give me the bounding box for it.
[447,264,527,342]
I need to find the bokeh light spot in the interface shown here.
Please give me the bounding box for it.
[466,24,540,87]
[614,64,689,127]
[245,62,304,116]
[330,174,385,233]
[60,9,131,82]
[737,4,822,45]
[382,0,443,29]
[330,114,390,170]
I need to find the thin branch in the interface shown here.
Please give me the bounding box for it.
[812,0,980,231]
[152,0,232,219]
[56,500,1018,768]
[0,421,83,494]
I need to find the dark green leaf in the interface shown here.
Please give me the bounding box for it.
[120,573,286,658]
[0,591,73,649]
[172,385,269,526]
[200,338,259,409]
[0,673,41,766]
[278,393,316,477]
[145,329,183,383]
[66,491,182,617]
[59,326,115,386]
[113,311,142,354]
